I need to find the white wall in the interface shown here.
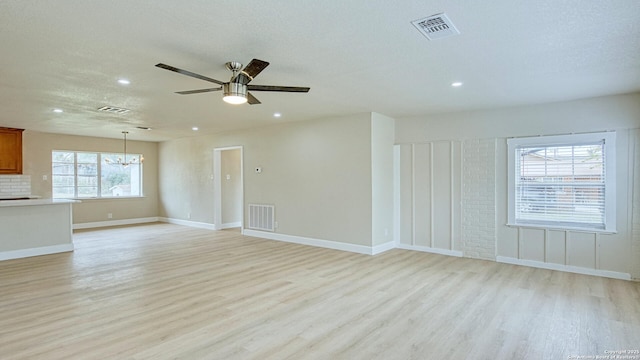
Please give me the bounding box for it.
[371,113,395,247]
[159,112,400,252]
[22,131,159,225]
[158,93,638,279]
[159,113,375,246]
[396,93,640,280]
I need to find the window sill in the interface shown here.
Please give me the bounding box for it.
[506,223,617,234]
[56,196,146,201]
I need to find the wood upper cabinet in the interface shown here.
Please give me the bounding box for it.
[0,127,24,174]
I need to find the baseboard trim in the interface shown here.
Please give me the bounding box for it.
[496,256,631,281]
[68,219,634,281]
[397,243,463,257]
[158,217,216,230]
[372,241,397,255]
[76,216,229,231]
[242,229,380,255]
[74,217,160,230]
[0,243,74,261]
[218,222,242,230]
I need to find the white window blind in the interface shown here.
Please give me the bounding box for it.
[507,132,616,232]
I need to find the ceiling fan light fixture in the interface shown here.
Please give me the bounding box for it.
[223,95,247,105]
[156,59,309,105]
[223,83,248,104]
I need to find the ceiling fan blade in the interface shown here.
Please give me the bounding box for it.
[242,59,270,79]
[247,85,310,93]
[175,87,223,95]
[247,92,261,105]
[155,63,225,85]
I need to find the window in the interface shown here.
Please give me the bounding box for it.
[507,132,615,232]
[52,151,143,198]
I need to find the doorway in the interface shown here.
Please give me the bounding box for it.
[213,146,244,230]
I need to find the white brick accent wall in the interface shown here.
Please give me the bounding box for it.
[462,139,496,260]
[0,175,31,198]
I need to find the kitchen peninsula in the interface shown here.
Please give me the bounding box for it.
[0,198,79,261]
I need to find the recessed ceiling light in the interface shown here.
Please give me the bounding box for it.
[53,108,63,113]
[273,112,282,118]
[192,127,199,131]
[118,79,130,85]
[451,82,463,87]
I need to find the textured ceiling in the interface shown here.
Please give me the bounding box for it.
[0,1,638,141]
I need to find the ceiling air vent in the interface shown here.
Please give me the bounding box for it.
[411,13,460,40]
[97,106,130,114]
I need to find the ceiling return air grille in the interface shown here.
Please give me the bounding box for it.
[411,13,460,40]
[97,106,130,114]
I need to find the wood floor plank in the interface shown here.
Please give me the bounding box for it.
[0,223,638,359]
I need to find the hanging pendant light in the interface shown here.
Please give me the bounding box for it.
[104,131,144,167]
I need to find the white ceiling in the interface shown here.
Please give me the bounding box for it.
[0,1,638,141]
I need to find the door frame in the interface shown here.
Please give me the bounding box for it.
[213,146,244,230]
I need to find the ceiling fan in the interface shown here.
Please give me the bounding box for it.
[155,59,310,105]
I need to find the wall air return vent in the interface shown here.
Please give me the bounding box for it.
[97,106,130,114]
[248,204,275,232]
[411,13,460,40]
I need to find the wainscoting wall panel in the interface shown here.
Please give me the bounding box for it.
[567,231,597,269]
[518,228,545,263]
[433,141,452,250]
[396,142,462,256]
[413,144,431,247]
[398,145,413,245]
[545,230,566,265]
[397,134,634,280]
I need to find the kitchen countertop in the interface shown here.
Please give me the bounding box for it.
[0,198,80,207]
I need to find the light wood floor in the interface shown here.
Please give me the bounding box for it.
[1,223,639,360]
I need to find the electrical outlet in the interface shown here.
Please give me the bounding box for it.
[107,213,113,219]
[274,221,278,229]
[187,212,191,219]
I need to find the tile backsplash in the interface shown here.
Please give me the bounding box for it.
[0,175,31,198]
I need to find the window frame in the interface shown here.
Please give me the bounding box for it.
[52,150,144,199]
[506,132,616,233]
